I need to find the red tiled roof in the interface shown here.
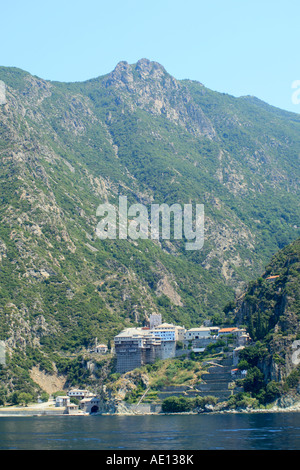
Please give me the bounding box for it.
[219,328,238,333]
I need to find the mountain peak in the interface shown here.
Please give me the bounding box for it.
[135,58,167,77]
[105,58,168,88]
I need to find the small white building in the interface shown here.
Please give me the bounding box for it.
[65,403,80,415]
[185,327,219,341]
[55,396,70,407]
[68,389,93,399]
[93,344,108,354]
[237,333,251,347]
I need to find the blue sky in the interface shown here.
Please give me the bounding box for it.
[1,0,300,112]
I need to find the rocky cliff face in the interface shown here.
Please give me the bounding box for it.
[235,238,300,382]
[104,59,216,139]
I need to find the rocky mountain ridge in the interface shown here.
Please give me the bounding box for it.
[0,59,299,396]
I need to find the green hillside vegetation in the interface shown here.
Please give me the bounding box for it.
[233,238,300,405]
[106,354,208,405]
[236,238,300,343]
[0,59,299,396]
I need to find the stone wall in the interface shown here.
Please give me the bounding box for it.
[125,403,162,414]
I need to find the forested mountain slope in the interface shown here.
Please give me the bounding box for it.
[0,58,299,377]
[236,237,300,383]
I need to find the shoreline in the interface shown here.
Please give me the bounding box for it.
[1,404,300,417]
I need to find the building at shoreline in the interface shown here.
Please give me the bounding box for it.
[55,396,70,407]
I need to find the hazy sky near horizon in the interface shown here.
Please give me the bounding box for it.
[1,0,300,113]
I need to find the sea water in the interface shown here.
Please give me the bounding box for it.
[0,412,299,450]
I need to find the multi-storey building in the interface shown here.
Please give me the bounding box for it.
[114,321,185,373]
[114,328,163,373]
[114,320,247,374]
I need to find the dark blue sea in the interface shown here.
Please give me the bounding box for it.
[0,412,299,450]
